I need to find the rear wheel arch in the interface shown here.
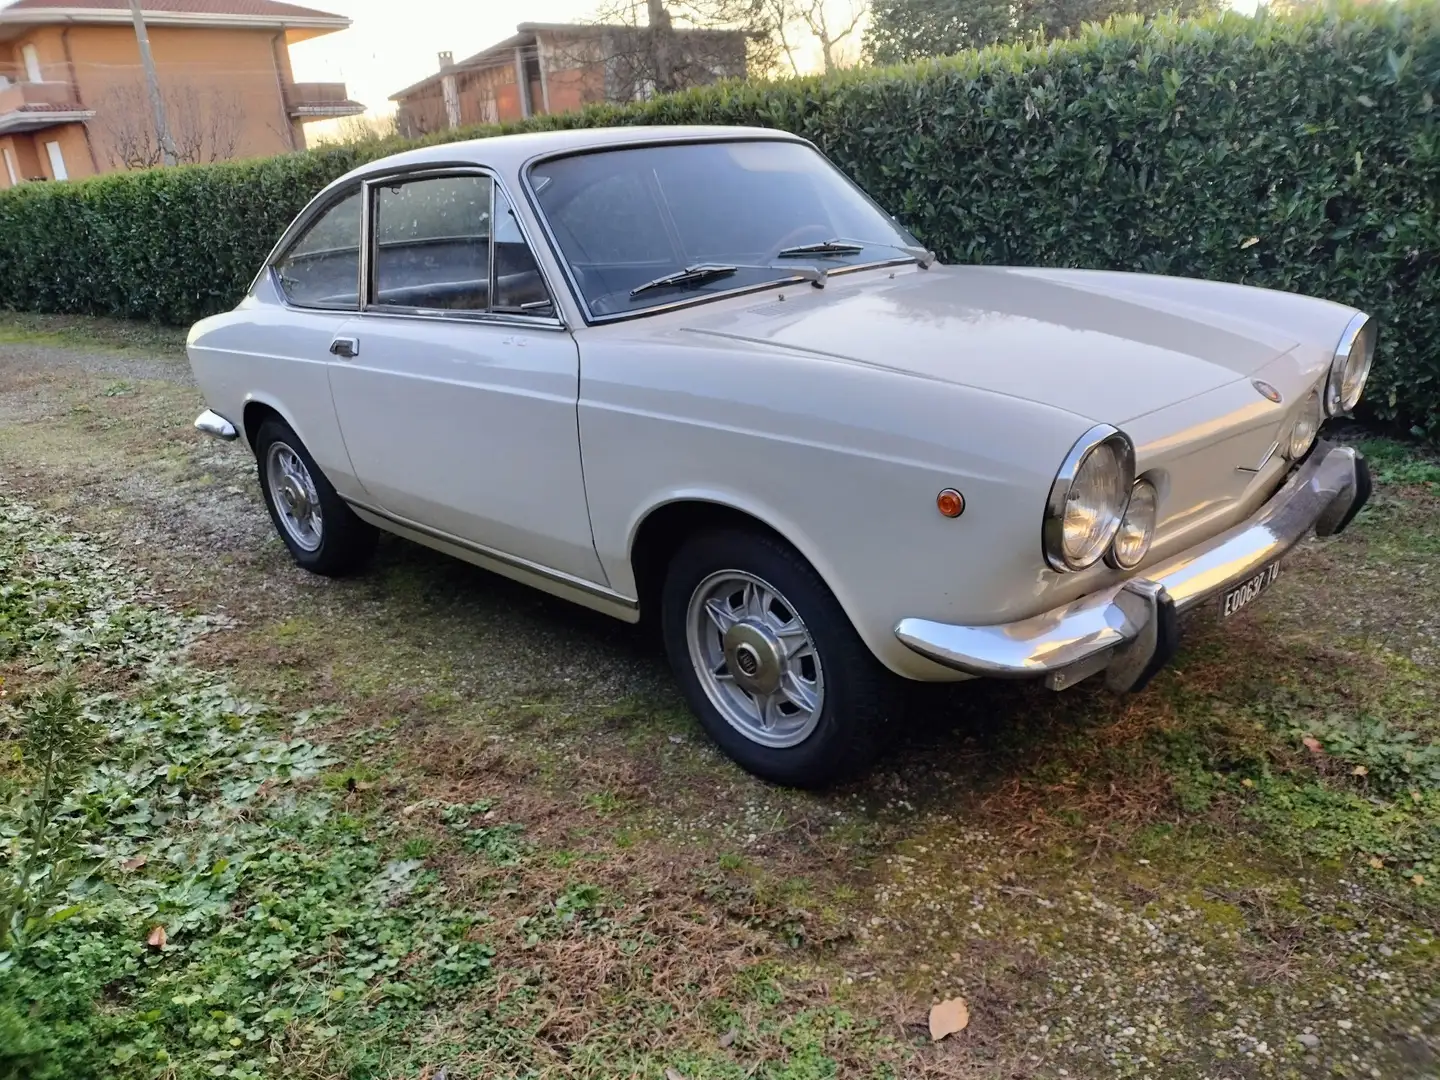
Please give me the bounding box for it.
[242,399,286,453]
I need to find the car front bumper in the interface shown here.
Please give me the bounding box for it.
[893,440,1371,693]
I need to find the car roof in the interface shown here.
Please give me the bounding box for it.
[336,125,807,184]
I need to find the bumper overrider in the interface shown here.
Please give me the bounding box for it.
[195,409,239,440]
[894,440,1371,693]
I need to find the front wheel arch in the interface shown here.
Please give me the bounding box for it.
[631,499,818,622]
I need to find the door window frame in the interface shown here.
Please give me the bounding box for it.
[358,166,561,329]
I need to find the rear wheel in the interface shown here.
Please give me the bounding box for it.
[254,418,376,577]
[661,528,898,787]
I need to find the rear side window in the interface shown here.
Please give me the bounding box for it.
[273,189,361,309]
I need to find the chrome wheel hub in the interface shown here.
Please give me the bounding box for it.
[265,441,323,552]
[685,571,824,749]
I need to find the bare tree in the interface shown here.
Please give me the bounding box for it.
[760,0,869,76]
[796,0,867,72]
[98,80,244,169]
[556,0,775,104]
[317,112,400,146]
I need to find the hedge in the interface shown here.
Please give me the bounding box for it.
[1,2,1437,434]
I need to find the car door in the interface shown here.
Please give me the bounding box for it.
[326,168,606,585]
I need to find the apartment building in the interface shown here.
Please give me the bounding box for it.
[0,0,363,186]
[390,20,746,138]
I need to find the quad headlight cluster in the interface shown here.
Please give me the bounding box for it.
[1043,313,1375,574]
[1285,312,1375,463]
[1043,425,1153,573]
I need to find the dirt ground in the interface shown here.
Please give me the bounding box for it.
[1,315,1436,1079]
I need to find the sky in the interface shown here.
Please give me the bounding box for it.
[288,0,1260,125]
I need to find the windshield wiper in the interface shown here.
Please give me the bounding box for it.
[777,237,936,268]
[630,264,739,298]
[776,240,865,257]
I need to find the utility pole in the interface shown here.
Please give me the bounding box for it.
[646,0,675,94]
[127,0,177,166]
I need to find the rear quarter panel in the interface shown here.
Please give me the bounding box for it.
[186,282,361,498]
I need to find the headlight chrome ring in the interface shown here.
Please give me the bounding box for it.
[1325,312,1375,416]
[1106,477,1159,570]
[1043,424,1137,573]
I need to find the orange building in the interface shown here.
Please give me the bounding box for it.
[390,21,746,139]
[0,0,362,187]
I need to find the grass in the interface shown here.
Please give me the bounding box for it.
[0,310,188,357]
[1,323,1438,1079]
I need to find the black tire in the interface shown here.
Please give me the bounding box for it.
[660,528,900,788]
[253,417,377,577]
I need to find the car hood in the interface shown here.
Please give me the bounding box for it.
[678,264,1301,423]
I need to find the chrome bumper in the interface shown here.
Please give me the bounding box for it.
[894,441,1371,693]
[194,409,239,441]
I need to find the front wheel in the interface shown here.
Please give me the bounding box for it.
[254,418,376,577]
[661,529,899,788]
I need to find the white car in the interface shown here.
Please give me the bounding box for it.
[188,125,1374,787]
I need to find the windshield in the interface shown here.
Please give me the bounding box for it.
[528,140,921,318]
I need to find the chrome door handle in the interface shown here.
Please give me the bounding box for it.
[329,336,359,359]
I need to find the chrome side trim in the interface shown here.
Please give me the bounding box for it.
[194,409,239,441]
[341,498,640,623]
[1041,423,1135,573]
[350,308,567,332]
[897,441,1366,680]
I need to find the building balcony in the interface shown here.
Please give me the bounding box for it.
[0,79,92,135]
[285,81,364,120]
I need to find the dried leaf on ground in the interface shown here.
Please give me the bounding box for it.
[120,855,147,871]
[665,1070,689,1080]
[1301,736,1323,753]
[929,997,970,1041]
[146,925,167,948]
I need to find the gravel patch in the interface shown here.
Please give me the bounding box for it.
[0,340,192,386]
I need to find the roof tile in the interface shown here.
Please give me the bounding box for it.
[1,0,345,21]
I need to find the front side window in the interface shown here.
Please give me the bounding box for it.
[492,188,549,313]
[530,140,920,318]
[373,175,491,311]
[274,188,361,309]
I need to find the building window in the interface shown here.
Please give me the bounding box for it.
[22,44,43,83]
[2,147,18,187]
[44,141,67,181]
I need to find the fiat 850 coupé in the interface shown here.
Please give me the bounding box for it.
[188,126,1374,787]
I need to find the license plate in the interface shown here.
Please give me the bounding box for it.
[1222,562,1281,617]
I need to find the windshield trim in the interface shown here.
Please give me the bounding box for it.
[519,135,920,326]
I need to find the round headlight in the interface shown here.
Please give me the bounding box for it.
[1326,313,1375,415]
[1106,478,1158,570]
[1044,425,1136,572]
[1288,390,1322,460]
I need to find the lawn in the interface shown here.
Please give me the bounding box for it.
[1,314,1437,1079]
